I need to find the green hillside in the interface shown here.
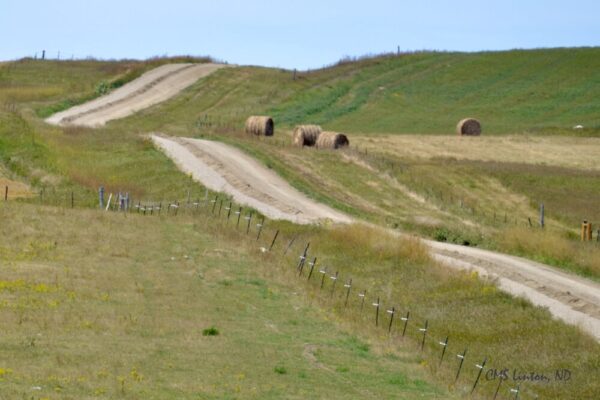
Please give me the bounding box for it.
[1,47,600,400]
[114,47,600,136]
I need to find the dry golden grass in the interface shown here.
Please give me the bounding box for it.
[329,224,431,265]
[357,135,600,171]
[498,227,600,278]
[0,176,33,199]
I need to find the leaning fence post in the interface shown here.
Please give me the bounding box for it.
[245,212,253,234]
[269,230,279,251]
[4,185,7,201]
[226,202,232,223]
[218,198,223,217]
[455,348,467,381]
[211,195,218,213]
[387,307,395,333]
[539,203,545,228]
[307,257,317,280]
[401,311,410,337]
[256,217,265,241]
[236,207,242,228]
[296,242,310,271]
[438,336,449,365]
[283,235,297,255]
[493,376,504,400]
[471,357,487,394]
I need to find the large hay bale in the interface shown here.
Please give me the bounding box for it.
[245,116,274,136]
[292,125,322,147]
[316,131,349,149]
[456,118,481,136]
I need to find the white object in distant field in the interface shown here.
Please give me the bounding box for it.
[573,124,584,129]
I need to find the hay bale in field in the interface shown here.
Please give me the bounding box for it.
[456,118,482,136]
[316,131,349,149]
[292,125,322,147]
[245,116,274,136]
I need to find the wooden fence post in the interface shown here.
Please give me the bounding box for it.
[343,279,352,307]
[419,320,428,351]
[387,307,395,333]
[211,195,218,213]
[296,242,310,271]
[307,257,317,280]
[245,212,253,234]
[99,186,104,209]
[329,271,338,298]
[226,202,232,222]
[358,290,366,313]
[256,217,265,241]
[373,297,380,326]
[268,230,279,251]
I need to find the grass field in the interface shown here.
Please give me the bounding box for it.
[1,202,598,399]
[113,48,600,135]
[2,52,600,278]
[0,202,457,399]
[1,50,600,398]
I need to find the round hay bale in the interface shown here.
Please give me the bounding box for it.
[316,131,350,149]
[292,125,322,147]
[456,118,481,136]
[245,116,274,136]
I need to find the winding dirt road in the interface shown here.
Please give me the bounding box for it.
[45,63,227,127]
[151,134,352,224]
[152,134,600,341]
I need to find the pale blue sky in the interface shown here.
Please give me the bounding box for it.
[1,0,599,69]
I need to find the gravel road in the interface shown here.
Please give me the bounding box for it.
[45,63,227,127]
[152,134,600,341]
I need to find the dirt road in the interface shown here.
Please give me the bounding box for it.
[45,63,227,127]
[152,134,600,341]
[426,240,600,340]
[150,135,352,224]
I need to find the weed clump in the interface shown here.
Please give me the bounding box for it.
[273,365,287,375]
[202,327,219,336]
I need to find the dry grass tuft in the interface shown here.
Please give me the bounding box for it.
[328,224,431,265]
[0,177,33,199]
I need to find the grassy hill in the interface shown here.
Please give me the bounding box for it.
[1,202,598,399]
[1,49,600,399]
[113,47,600,136]
[2,50,600,279]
